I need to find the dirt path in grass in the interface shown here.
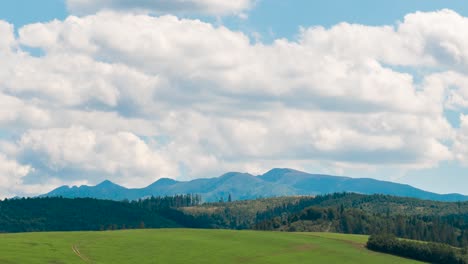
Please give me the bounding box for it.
[72,244,90,263]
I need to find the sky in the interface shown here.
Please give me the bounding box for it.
[1,0,468,197]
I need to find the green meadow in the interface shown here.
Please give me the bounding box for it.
[0,229,422,263]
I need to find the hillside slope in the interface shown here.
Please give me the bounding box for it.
[0,229,423,264]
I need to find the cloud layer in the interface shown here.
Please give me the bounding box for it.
[66,0,255,16]
[2,9,468,196]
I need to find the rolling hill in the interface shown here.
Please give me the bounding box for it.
[42,168,468,202]
[0,229,423,264]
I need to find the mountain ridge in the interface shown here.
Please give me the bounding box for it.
[41,168,468,202]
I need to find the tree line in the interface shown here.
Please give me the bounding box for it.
[0,194,201,233]
[366,234,468,264]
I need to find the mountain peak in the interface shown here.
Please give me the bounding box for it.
[148,178,178,188]
[265,168,302,174]
[220,172,246,178]
[261,168,302,179]
[157,177,178,184]
[218,172,257,183]
[96,180,120,188]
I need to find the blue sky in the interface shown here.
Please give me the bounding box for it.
[1,0,468,196]
[0,0,66,27]
[4,0,468,38]
[225,0,468,42]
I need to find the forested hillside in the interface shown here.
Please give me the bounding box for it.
[182,193,468,247]
[1,193,467,249]
[0,195,201,232]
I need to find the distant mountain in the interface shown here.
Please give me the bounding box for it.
[42,168,468,202]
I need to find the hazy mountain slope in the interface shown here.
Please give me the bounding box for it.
[42,168,468,202]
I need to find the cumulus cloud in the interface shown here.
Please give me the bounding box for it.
[66,0,255,16]
[300,9,468,70]
[16,13,442,114]
[0,154,31,186]
[2,9,468,196]
[0,93,51,128]
[18,127,177,187]
[424,71,468,111]
[0,154,32,198]
[2,53,165,111]
[453,115,468,165]
[0,21,15,52]
[158,108,452,174]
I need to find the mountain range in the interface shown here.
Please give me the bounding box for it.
[42,168,468,202]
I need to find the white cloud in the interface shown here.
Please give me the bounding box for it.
[1,52,163,109]
[0,154,31,186]
[0,21,15,53]
[54,110,159,136]
[3,10,468,195]
[16,13,440,114]
[423,71,468,110]
[300,9,468,70]
[159,109,452,172]
[453,115,468,165]
[399,9,468,69]
[0,93,51,128]
[18,127,177,187]
[0,154,32,198]
[66,0,255,16]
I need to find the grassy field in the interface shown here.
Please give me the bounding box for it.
[0,229,423,263]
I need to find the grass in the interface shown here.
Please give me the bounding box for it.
[0,229,423,263]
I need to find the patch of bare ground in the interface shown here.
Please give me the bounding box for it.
[72,244,91,263]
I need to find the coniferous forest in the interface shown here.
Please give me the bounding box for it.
[0,194,201,232]
[366,234,468,264]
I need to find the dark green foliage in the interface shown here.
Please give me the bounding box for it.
[0,194,201,233]
[182,193,468,247]
[366,234,467,264]
[180,196,307,229]
[135,194,202,210]
[251,195,468,247]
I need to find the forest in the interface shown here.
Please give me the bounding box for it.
[180,193,468,247]
[366,234,468,264]
[0,194,200,232]
[1,193,467,249]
